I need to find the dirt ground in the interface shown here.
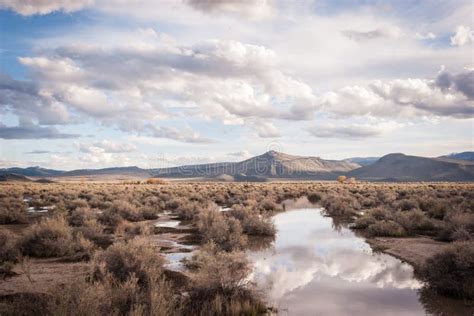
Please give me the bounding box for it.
[0,215,195,297]
[0,258,89,296]
[366,236,451,270]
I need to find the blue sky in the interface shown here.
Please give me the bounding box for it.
[0,0,472,170]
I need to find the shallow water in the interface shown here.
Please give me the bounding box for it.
[154,220,181,228]
[248,208,471,316]
[26,205,55,213]
[164,252,194,271]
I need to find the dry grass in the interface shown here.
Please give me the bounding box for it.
[0,181,473,313]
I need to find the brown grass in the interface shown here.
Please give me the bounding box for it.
[0,181,473,313]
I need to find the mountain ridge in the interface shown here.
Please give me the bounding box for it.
[2,150,473,181]
[348,153,474,181]
[154,150,360,179]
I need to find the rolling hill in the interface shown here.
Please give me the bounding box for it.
[2,150,474,182]
[344,157,379,166]
[154,150,360,179]
[0,173,32,182]
[0,166,63,177]
[440,151,474,161]
[348,153,474,181]
[62,166,151,177]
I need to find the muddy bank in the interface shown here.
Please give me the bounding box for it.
[365,236,451,271]
[0,258,88,296]
[0,213,197,298]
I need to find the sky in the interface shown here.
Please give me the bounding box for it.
[0,0,473,170]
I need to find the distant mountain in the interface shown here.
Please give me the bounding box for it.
[440,152,474,161]
[0,166,63,177]
[2,151,473,182]
[63,166,151,177]
[348,153,474,181]
[0,173,32,182]
[0,166,151,178]
[154,150,360,179]
[344,157,379,166]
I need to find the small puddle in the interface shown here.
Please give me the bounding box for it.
[248,207,470,316]
[164,252,194,271]
[153,216,196,271]
[154,220,181,228]
[26,205,55,213]
[218,206,232,212]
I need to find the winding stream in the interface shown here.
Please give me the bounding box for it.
[247,207,472,316]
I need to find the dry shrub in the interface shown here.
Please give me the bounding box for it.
[0,229,20,277]
[48,267,175,316]
[447,212,474,232]
[367,208,391,221]
[91,237,164,285]
[367,220,407,237]
[437,211,474,242]
[353,207,392,229]
[420,241,474,299]
[394,199,418,211]
[165,199,181,210]
[98,208,123,231]
[145,178,167,185]
[231,205,276,237]
[84,238,175,315]
[20,217,93,259]
[258,198,280,213]
[0,293,49,316]
[321,192,360,216]
[0,209,27,225]
[376,190,396,204]
[66,199,89,211]
[307,193,322,204]
[74,218,113,248]
[138,206,159,220]
[175,201,201,220]
[197,207,247,251]
[419,199,448,219]
[0,197,27,224]
[353,214,377,229]
[184,242,266,315]
[394,209,434,234]
[116,221,153,240]
[48,278,104,316]
[68,207,95,227]
[109,200,143,222]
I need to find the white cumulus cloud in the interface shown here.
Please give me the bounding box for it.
[450,25,474,46]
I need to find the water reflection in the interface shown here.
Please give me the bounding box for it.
[154,220,181,228]
[248,208,427,316]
